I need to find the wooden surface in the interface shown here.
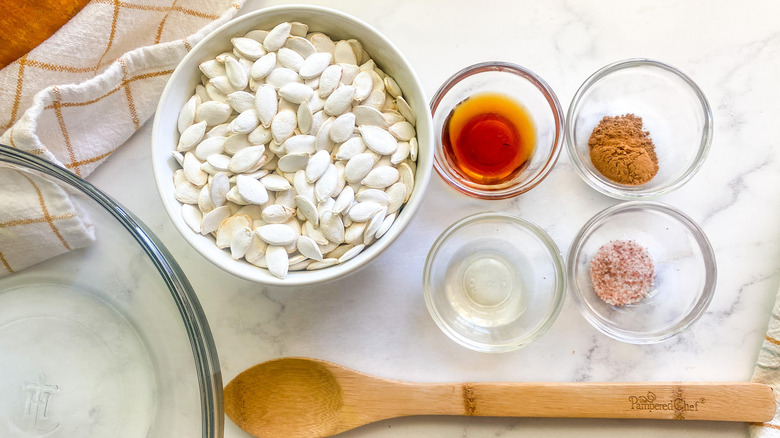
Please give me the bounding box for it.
[224,358,777,438]
[0,0,91,69]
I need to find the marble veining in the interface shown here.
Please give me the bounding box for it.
[84,0,780,436]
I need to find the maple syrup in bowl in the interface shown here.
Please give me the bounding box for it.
[432,62,564,199]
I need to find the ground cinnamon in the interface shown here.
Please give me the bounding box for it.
[587,114,658,185]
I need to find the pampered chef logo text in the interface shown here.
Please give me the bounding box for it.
[628,391,706,413]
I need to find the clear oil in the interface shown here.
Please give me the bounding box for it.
[445,249,525,327]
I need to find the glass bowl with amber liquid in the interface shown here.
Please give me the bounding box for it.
[431,62,564,199]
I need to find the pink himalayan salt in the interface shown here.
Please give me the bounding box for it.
[589,240,655,306]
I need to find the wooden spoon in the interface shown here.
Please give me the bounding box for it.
[224,357,776,438]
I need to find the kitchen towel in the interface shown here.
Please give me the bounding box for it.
[0,0,246,276]
[751,284,780,436]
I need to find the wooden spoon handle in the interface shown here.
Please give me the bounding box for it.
[414,381,775,422]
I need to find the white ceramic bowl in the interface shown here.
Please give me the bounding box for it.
[152,5,433,286]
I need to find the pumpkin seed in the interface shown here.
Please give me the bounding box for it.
[277,153,309,173]
[230,227,252,259]
[344,153,375,183]
[353,105,388,128]
[391,141,411,164]
[279,82,314,104]
[362,165,399,189]
[359,125,398,155]
[251,52,276,79]
[334,136,367,160]
[183,152,208,186]
[318,64,342,98]
[338,244,365,263]
[320,210,345,243]
[348,201,383,222]
[264,22,292,52]
[181,204,202,232]
[283,135,316,155]
[297,100,313,134]
[195,101,231,126]
[296,235,324,261]
[396,95,415,126]
[389,121,415,141]
[175,181,200,204]
[256,223,297,246]
[334,40,357,65]
[210,172,230,207]
[332,186,355,214]
[216,214,251,248]
[353,71,373,101]
[271,109,297,143]
[284,36,316,58]
[229,109,260,134]
[265,245,289,278]
[345,222,367,244]
[178,95,199,133]
[277,47,304,71]
[266,67,302,89]
[356,188,389,205]
[315,164,339,203]
[305,149,331,183]
[199,60,226,79]
[324,85,356,116]
[178,121,207,151]
[308,32,336,54]
[260,173,292,191]
[225,56,248,89]
[384,76,402,98]
[329,112,356,143]
[306,258,338,270]
[200,205,231,234]
[228,145,265,173]
[232,37,266,60]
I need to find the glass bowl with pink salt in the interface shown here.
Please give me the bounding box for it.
[565,59,713,200]
[567,201,716,344]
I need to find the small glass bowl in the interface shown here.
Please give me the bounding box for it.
[430,62,564,199]
[423,212,566,352]
[567,201,716,344]
[566,59,713,199]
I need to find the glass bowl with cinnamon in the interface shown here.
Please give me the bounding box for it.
[566,59,713,199]
[567,201,716,344]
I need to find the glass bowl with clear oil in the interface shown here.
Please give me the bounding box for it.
[431,62,565,199]
[423,212,566,352]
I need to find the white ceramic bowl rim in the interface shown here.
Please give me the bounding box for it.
[565,58,714,200]
[151,5,433,286]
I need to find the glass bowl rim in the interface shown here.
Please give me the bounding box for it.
[430,61,565,200]
[564,58,714,200]
[566,200,717,344]
[423,211,567,352]
[0,144,223,437]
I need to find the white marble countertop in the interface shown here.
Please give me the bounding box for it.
[89,0,780,436]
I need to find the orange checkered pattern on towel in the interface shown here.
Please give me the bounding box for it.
[0,0,245,276]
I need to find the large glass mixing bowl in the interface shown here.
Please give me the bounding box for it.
[0,145,222,437]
